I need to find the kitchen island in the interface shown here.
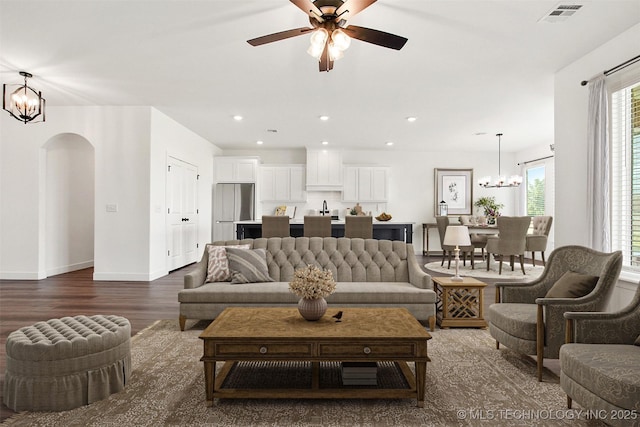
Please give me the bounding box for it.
[235,219,414,243]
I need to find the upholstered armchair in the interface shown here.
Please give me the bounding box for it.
[489,245,623,381]
[485,216,531,274]
[560,285,640,423]
[436,216,474,268]
[526,216,553,266]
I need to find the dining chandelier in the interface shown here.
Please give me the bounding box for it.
[2,71,46,124]
[478,133,522,188]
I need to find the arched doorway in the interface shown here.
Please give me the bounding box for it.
[43,133,95,277]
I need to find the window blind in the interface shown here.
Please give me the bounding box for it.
[611,81,640,269]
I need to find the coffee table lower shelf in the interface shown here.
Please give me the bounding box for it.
[210,360,426,404]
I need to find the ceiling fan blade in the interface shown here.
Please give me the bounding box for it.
[319,41,332,72]
[342,25,407,50]
[290,0,325,22]
[247,27,313,46]
[335,0,377,21]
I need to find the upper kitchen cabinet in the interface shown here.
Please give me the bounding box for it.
[260,165,306,202]
[342,166,389,202]
[214,157,259,183]
[306,149,343,190]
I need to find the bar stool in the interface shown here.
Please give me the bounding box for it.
[262,215,290,237]
[345,216,373,239]
[304,216,331,237]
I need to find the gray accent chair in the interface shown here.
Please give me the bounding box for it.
[436,216,474,269]
[345,215,373,239]
[526,216,553,266]
[489,245,623,381]
[304,215,331,237]
[485,216,531,274]
[561,285,640,426]
[262,215,290,238]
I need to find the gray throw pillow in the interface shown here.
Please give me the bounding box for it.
[226,248,274,284]
[635,335,640,346]
[545,271,599,298]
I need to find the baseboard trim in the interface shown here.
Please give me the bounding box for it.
[0,271,46,280]
[93,271,166,282]
[46,260,94,277]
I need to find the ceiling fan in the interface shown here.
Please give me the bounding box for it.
[247,0,408,72]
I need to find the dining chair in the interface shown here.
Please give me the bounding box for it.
[262,215,290,238]
[435,216,474,268]
[303,215,331,237]
[485,216,531,274]
[344,216,373,239]
[526,216,553,266]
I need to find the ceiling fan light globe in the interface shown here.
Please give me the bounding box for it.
[331,29,351,51]
[307,44,324,59]
[310,28,329,47]
[328,43,344,61]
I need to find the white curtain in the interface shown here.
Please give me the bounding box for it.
[586,75,610,251]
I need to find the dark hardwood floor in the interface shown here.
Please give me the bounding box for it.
[0,254,518,420]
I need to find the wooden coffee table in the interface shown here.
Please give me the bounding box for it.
[199,307,431,407]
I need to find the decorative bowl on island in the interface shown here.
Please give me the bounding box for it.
[375,212,392,221]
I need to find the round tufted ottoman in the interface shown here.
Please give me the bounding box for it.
[3,315,131,412]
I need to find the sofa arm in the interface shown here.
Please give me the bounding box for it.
[407,247,433,290]
[184,258,207,289]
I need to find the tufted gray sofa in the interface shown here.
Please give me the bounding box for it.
[560,285,640,427]
[178,237,436,331]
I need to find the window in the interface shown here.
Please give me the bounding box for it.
[611,80,640,269]
[526,165,545,216]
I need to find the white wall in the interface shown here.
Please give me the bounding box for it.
[149,108,218,279]
[0,105,220,281]
[554,23,640,307]
[44,133,95,276]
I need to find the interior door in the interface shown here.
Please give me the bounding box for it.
[167,156,198,271]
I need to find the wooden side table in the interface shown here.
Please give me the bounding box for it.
[432,277,487,328]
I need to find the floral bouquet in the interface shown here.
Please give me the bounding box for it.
[289,264,336,300]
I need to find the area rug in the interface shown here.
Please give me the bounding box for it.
[425,260,545,281]
[2,320,604,427]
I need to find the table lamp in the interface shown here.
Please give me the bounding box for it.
[443,225,471,282]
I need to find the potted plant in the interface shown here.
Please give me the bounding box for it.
[474,196,504,224]
[289,264,337,320]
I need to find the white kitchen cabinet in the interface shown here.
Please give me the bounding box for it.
[342,166,389,202]
[306,149,342,190]
[214,157,258,183]
[260,165,306,202]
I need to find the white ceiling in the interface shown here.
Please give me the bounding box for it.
[1,1,639,152]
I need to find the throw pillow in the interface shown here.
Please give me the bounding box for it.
[205,244,250,282]
[226,248,274,284]
[545,271,599,298]
[635,335,640,346]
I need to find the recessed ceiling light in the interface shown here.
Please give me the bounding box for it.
[386,141,394,146]
[406,117,417,122]
[256,140,264,145]
[233,115,243,121]
[321,141,329,145]
[319,115,330,121]
[474,132,487,136]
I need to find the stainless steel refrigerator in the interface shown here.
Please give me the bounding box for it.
[214,183,255,241]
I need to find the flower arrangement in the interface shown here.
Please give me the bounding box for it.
[474,196,504,218]
[289,264,336,300]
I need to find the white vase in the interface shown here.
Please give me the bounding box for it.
[297,297,327,321]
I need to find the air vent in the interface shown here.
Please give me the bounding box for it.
[539,3,584,23]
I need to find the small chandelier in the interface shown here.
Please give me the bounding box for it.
[478,133,522,188]
[3,71,46,124]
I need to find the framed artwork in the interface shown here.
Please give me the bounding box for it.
[434,168,473,215]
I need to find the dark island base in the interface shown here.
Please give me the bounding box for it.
[236,222,413,243]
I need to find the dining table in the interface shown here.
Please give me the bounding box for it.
[422,222,498,255]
